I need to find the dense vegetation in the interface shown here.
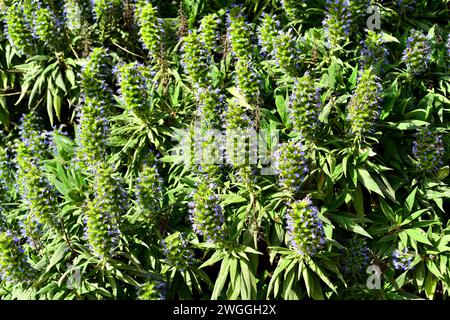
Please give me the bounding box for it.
[0,0,450,300]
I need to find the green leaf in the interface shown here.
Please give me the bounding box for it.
[211,256,230,300]
[389,120,430,130]
[331,214,372,238]
[357,168,384,197]
[405,228,432,245]
[405,186,418,213]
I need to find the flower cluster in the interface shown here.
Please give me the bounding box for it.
[33,6,62,50]
[192,127,224,176]
[412,128,445,174]
[76,48,114,170]
[196,86,225,128]
[138,279,167,300]
[188,182,224,243]
[322,0,352,48]
[273,141,309,193]
[84,163,127,260]
[235,59,260,102]
[272,29,302,75]
[136,1,163,62]
[19,214,44,249]
[63,0,85,32]
[223,99,255,170]
[341,236,370,275]
[5,3,37,55]
[257,13,280,58]
[16,114,59,231]
[446,34,450,58]
[162,232,195,271]
[92,0,123,35]
[227,6,260,103]
[348,0,369,25]
[285,196,326,256]
[393,247,414,271]
[398,0,416,12]
[346,67,382,138]
[402,30,432,75]
[135,162,163,222]
[199,13,220,54]
[117,62,152,120]
[288,73,322,139]
[361,30,389,68]
[280,0,303,20]
[0,230,35,285]
[0,146,14,203]
[181,30,211,87]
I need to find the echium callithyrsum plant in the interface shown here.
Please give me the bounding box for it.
[341,236,370,276]
[162,232,195,271]
[199,13,220,54]
[402,29,432,75]
[257,13,280,58]
[227,5,260,103]
[393,247,414,271]
[16,114,59,231]
[288,72,322,139]
[285,196,326,256]
[361,30,389,68]
[188,181,224,243]
[412,127,445,175]
[135,161,164,223]
[138,279,167,300]
[322,0,352,48]
[346,67,382,138]
[273,140,309,193]
[5,2,37,55]
[0,230,36,285]
[117,62,152,121]
[136,0,163,62]
[84,162,127,260]
[33,5,62,50]
[76,48,114,170]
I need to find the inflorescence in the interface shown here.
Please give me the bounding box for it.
[412,127,445,174]
[188,182,224,243]
[346,67,382,138]
[285,196,326,257]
